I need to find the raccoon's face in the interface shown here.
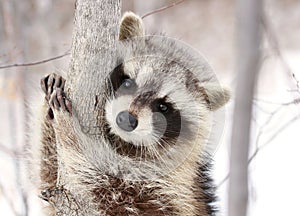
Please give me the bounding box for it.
[103,12,230,161]
[105,58,205,155]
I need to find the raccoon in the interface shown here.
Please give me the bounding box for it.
[35,12,230,216]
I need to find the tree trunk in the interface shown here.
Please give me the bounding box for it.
[66,0,121,138]
[53,0,121,214]
[228,0,262,216]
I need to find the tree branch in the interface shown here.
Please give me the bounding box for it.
[218,113,300,188]
[0,182,19,216]
[0,50,70,70]
[141,0,186,19]
[261,14,300,93]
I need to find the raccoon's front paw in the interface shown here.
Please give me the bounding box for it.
[47,88,72,121]
[41,73,66,101]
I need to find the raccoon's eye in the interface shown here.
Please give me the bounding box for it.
[152,98,173,114]
[158,103,169,113]
[121,78,135,89]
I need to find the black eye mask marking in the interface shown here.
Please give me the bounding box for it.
[151,98,182,140]
[109,63,129,91]
[109,63,137,95]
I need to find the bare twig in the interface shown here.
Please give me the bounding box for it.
[254,97,300,106]
[262,15,300,92]
[0,50,70,70]
[216,173,230,188]
[0,143,21,157]
[217,113,300,188]
[141,0,186,19]
[248,114,300,164]
[0,181,19,216]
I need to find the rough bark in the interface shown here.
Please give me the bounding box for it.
[52,0,121,215]
[66,0,121,138]
[228,0,262,216]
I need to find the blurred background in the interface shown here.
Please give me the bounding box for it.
[0,0,299,215]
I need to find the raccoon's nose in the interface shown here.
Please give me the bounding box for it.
[116,111,138,132]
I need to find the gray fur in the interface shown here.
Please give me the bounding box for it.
[32,12,230,216]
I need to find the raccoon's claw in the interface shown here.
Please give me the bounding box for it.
[41,73,66,101]
[47,88,72,120]
[40,186,65,203]
[41,73,67,120]
[46,107,54,120]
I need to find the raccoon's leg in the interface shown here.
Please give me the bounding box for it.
[44,90,82,216]
[39,74,69,215]
[39,73,65,190]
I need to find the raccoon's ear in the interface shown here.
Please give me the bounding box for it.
[119,12,145,40]
[200,84,231,111]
